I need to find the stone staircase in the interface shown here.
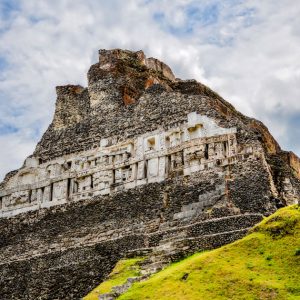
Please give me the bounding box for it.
[96,213,263,299]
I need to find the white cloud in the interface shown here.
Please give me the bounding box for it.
[0,0,300,180]
[0,131,36,175]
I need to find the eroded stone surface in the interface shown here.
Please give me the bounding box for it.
[0,111,240,218]
[0,49,299,299]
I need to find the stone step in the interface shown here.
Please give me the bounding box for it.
[148,213,262,246]
[159,213,262,231]
[158,232,188,244]
[125,247,153,258]
[99,275,150,300]
[140,260,170,275]
[155,242,174,251]
[170,228,249,260]
[99,294,114,300]
[150,228,250,263]
[137,228,250,278]
[2,214,262,266]
[97,225,255,300]
[186,214,262,237]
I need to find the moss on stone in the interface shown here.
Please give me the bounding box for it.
[118,205,300,300]
[83,257,145,300]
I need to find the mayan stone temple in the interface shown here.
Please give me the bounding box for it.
[1,49,300,299]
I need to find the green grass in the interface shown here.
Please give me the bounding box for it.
[83,257,145,300]
[118,205,300,300]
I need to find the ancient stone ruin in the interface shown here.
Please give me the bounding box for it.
[1,111,239,218]
[0,49,299,299]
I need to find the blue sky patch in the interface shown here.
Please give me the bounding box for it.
[152,3,220,37]
[186,4,219,27]
[0,124,18,135]
[151,1,256,46]
[0,0,19,19]
[0,57,8,71]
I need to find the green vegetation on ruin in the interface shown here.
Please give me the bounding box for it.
[117,205,300,300]
[84,257,145,300]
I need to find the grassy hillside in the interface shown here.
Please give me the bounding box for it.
[84,257,145,300]
[118,205,300,300]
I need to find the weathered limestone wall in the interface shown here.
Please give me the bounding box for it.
[284,151,300,179]
[2,106,298,218]
[0,165,268,299]
[0,112,241,218]
[0,48,299,299]
[52,85,90,130]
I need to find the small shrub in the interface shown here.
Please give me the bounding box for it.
[295,249,300,256]
[181,273,189,281]
[266,255,273,261]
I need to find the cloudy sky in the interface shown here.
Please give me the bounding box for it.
[0,0,300,180]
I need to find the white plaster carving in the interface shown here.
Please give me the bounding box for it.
[0,112,243,218]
